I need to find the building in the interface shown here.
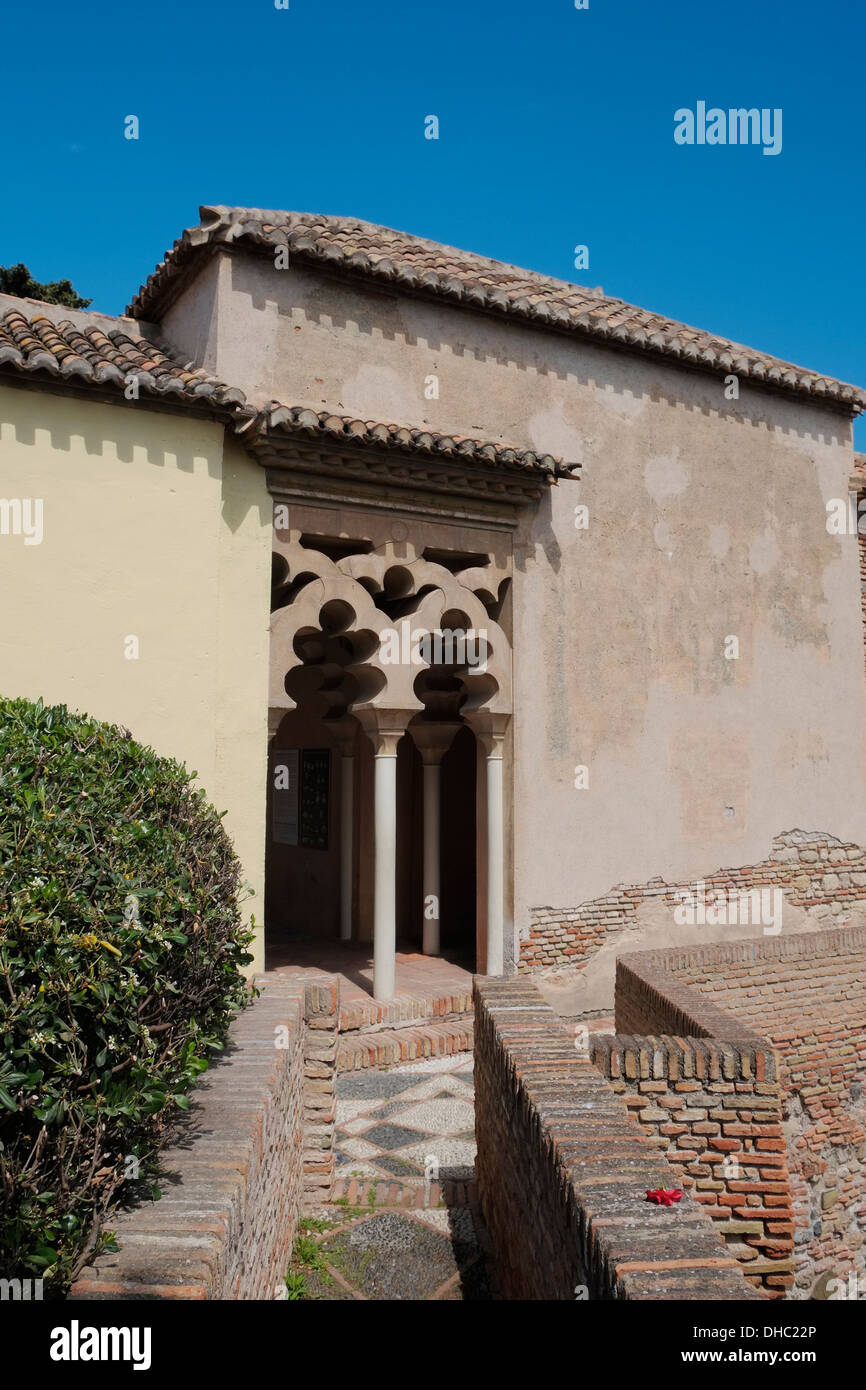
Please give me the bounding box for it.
[2,205,866,998]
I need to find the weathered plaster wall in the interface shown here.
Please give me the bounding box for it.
[0,384,272,970]
[523,830,866,1014]
[178,250,866,979]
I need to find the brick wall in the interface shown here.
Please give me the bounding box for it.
[70,973,339,1301]
[616,932,866,1300]
[473,977,762,1301]
[592,1036,793,1296]
[521,829,866,973]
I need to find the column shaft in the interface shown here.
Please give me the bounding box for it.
[486,750,504,976]
[373,752,398,1000]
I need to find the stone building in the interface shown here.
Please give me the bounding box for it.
[2,205,865,996]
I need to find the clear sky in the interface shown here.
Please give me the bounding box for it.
[3,0,864,443]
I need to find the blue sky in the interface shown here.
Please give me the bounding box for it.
[3,0,865,443]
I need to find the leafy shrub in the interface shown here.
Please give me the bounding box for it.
[0,697,254,1292]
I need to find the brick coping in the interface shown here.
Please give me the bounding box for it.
[617,925,866,1044]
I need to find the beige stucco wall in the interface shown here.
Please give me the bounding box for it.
[0,383,272,971]
[172,251,866,974]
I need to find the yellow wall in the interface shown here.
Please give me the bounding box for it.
[0,384,272,971]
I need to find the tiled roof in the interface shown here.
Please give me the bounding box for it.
[241,402,569,478]
[0,300,247,414]
[0,298,571,481]
[128,206,866,414]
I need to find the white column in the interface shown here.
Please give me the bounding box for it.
[485,737,505,976]
[359,711,412,1002]
[373,749,397,999]
[468,715,509,979]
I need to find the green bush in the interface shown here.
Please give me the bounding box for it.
[0,697,254,1293]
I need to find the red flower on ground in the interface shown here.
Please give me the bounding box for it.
[645,1188,683,1206]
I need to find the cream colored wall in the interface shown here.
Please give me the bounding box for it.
[0,384,272,971]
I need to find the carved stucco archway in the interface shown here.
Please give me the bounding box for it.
[268,527,513,998]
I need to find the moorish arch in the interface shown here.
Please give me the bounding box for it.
[247,407,576,999]
[267,531,513,997]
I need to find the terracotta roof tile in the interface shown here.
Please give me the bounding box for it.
[247,402,570,478]
[0,301,249,413]
[127,206,866,414]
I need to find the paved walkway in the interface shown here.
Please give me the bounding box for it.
[288,1054,490,1300]
[267,932,474,1004]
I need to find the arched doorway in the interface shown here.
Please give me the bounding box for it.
[266,527,512,996]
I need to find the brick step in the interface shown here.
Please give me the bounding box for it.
[349,1009,473,1037]
[329,1174,477,1209]
[340,991,474,1032]
[337,1019,473,1071]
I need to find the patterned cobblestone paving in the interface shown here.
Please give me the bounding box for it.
[287,1054,490,1300]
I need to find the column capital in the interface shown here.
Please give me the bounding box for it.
[409,721,461,766]
[465,711,510,760]
[356,708,413,758]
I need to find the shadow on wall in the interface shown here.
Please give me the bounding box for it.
[0,384,224,477]
[228,252,850,455]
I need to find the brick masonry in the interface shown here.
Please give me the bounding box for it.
[473,976,762,1301]
[70,973,340,1301]
[615,930,866,1300]
[520,829,866,973]
[591,1036,793,1296]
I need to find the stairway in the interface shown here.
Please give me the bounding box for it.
[337,985,474,1071]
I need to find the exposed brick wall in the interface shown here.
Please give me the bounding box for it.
[473,977,762,1301]
[592,1036,792,1296]
[520,829,866,972]
[616,932,866,1300]
[70,973,340,1301]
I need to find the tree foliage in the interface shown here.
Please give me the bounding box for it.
[0,263,92,309]
[0,698,254,1292]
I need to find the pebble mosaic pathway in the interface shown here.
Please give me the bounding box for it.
[288,1053,491,1300]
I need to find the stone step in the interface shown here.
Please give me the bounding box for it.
[337,1018,474,1071]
